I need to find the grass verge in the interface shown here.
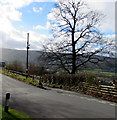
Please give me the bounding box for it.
[1,69,43,88]
[0,105,34,120]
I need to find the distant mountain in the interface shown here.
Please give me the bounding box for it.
[0,48,116,72]
[1,48,42,65]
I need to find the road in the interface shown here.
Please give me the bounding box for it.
[1,73,116,119]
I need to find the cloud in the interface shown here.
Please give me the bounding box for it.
[104,34,115,39]
[48,0,115,35]
[0,0,55,9]
[1,28,52,50]
[33,22,51,30]
[0,0,116,51]
[0,4,22,21]
[47,8,58,21]
[0,0,32,9]
[85,1,115,33]
[0,0,53,50]
[33,7,43,13]
[25,31,53,50]
[33,25,46,30]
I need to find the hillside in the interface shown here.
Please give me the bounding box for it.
[1,48,42,65]
[0,48,116,72]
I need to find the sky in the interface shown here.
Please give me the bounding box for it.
[0,0,116,50]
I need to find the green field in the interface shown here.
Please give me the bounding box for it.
[83,69,117,82]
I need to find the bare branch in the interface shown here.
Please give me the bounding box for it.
[42,0,109,74]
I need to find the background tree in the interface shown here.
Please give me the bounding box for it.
[43,0,113,74]
[6,60,24,72]
[28,62,48,76]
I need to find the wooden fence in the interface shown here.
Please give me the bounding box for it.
[82,82,117,98]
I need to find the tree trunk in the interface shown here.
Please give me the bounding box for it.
[71,31,76,74]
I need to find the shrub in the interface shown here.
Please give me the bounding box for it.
[6,60,24,72]
[41,72,97,87]
[38,81,43,87]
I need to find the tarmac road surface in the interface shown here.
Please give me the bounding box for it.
[1,73,116,119]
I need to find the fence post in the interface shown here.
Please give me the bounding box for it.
[4,93,10,112]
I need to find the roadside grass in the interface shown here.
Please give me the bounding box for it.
[0,105,34,120]
[0,69,43,88]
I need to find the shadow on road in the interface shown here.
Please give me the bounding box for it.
[38,87,51,91]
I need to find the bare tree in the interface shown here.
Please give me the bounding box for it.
[43,0,113,74]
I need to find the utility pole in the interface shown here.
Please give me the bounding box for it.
[26,33,30,79]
